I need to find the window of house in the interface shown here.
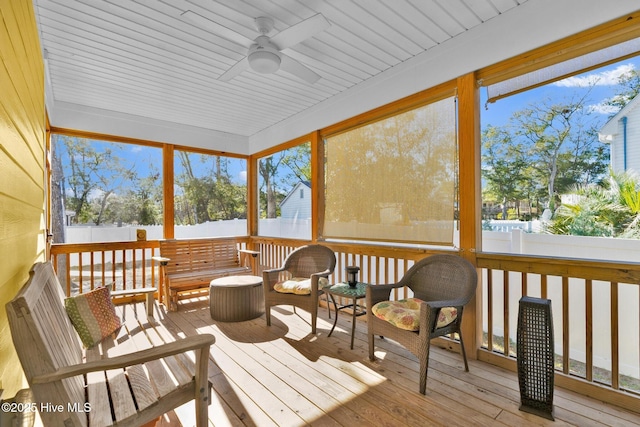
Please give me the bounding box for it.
[173,149,247,238]
[323,95,457,245]
[50,134,163,243]
[257,141,312,239]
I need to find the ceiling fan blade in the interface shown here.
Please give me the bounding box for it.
[270,13,330,50]
[279,54,321,84]
[181,10,254,48]
[219,57,249,81]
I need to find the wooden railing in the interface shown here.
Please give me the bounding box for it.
[254,238,640,410]
[476,252,640,410]
[50,237,640,411]
[252,237,446,282]
[50,240,162,303]
[49,237,252,304]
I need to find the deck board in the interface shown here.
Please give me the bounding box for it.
[113,297,640,427]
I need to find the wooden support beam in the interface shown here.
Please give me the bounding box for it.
[457,71,481,360]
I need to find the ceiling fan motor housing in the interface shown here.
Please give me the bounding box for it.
[248,37,281,73]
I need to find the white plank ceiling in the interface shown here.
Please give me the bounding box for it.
[34,0,528,139]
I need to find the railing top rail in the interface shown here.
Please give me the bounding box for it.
[477,251,640,283]
[50,236,252,255]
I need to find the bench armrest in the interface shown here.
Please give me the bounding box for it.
[152,256,171,266]
[31,333,215,384]
[238,249,260,257]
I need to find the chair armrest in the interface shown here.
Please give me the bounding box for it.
[422,299,468,310]
[365,283,400,306]
[309,270,332,292]
[31,334,215,384]
[263,268,287,286]
[310,269,332,278]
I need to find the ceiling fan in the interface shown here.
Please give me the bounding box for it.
[182,11,330,83]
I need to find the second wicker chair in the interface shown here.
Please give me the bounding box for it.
[263,244,336,334]
[366,254,477,394]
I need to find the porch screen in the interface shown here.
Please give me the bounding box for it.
[323,96,457,245]
[485,36,640,104]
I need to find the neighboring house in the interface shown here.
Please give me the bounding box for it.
[280,181,311,220]
[599,95,640,174]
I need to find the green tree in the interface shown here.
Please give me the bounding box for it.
[547,170,640,238]
[59,136,136,225]
[258,143,311,219]
[174,152,246,224]
[482,125,528,219]
[604,68,640,114]
[482,91,608,216]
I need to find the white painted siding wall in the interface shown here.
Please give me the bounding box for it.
[610,103,640,174]
[280,183,311,220]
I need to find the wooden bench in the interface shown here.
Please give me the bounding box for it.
[6,262,215,427]
[156,238,254,311]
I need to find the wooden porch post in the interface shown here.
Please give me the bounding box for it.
[311,130,323,242]
[247,154,258,237]
[457,71,482,360]
[163,144,175,239]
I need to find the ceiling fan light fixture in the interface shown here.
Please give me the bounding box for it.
[248,50,281,74]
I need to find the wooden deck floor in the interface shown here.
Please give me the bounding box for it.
[118,297,640,427]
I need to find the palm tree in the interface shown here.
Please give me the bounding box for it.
[547,170,640,238]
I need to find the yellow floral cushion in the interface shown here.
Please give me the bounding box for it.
[371,298,458,331]
[274,277,330,295]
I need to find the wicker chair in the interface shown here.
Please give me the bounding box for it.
[366,254,477,394]
[263,244,336,334]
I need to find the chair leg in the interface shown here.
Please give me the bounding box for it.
[311,304,317,334]
[420,339,431,395]
[458,331,469,372]
[265,305,271,326]
[368,324,376,361]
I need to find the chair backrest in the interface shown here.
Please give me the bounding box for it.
[400,254,477,304]
[6,262,86,426]
[283,244,337,278]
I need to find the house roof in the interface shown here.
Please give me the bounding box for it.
[34,0,640,154]
[279,181,311,207]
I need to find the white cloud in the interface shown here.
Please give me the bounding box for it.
[554,63,635,88]
[587,103,619,115]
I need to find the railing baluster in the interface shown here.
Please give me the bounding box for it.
[487,268,494,352]
[65,253,71,296]
[586,279,593,382]
[611,281,620,389]
[503,270,509,357]
[78,252,83,294]
[90,252,95,291]
[563,276,570,374]
[121,249,127,290]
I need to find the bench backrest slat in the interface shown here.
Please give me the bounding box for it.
[159,238,241,274]
[6,262,87,427]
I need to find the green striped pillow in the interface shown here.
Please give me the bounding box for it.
[65,286,122,348]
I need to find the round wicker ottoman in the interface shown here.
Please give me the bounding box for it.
[209,275,264,322]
